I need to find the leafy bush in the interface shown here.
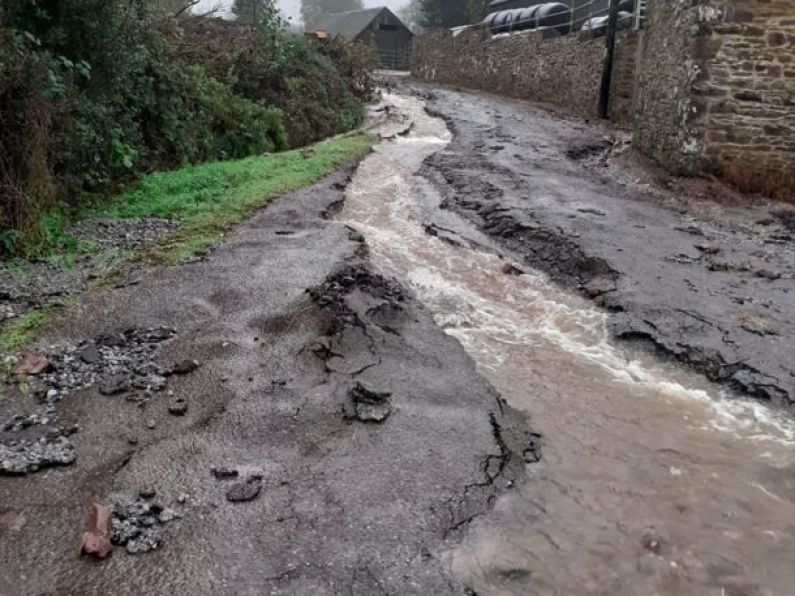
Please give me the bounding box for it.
[0,1,373,258]
[179,17,375,148]
[257,38,367,148]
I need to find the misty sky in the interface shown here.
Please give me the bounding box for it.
[194,0,408,26]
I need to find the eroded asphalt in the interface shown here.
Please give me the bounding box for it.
[409,83,795,411]
[1,82,794,596]
[0,166,537,594]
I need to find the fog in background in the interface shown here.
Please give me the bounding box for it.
[193,0,408,27]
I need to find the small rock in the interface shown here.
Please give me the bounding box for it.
[176,493,188,504]
[170,359,200,375]
[738,313,777,336]
[695,243,720,255]
[79,344,101,364]
[583,276,616,298]
[99,373,130,396]
[146,419,156,430]
[226,477,262,503]
[125,533,160,554]
[642,527,662,553]
[157,508,181,523]
[755,269,781,281]
[44,428,61,440]
[97,332,125,348]
[167,398,188,416]
[576,206,607,217]
[501,263,524,276]
[131,374,166,392]
[139,488,156,500]
[345,382,392,423]
[211,466,239,479]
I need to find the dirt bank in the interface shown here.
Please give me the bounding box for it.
[406,82,795,412]
[0,166,538,594]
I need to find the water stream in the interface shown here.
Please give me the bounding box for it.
[340,94,795,596]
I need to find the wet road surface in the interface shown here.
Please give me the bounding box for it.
[343,93,795,596]
[0,166,534,594]
[0,86,793,596]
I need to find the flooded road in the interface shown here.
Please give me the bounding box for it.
[340,94,795,596]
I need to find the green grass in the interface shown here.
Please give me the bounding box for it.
[0,310,52,355]
[83,131,374,263]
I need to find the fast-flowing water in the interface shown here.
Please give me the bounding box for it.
[340,94,795,596]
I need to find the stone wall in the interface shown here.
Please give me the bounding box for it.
[412,28,641,125]
[412,0,794,199]
[634,0,794,197]
[632,0,705,174]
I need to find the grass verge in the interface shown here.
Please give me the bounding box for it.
[0,131,374,355]
[0,310,52,355]
[83,131,374,264]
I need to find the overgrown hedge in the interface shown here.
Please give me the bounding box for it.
[0,0,375,257]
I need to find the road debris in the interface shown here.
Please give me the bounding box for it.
[501,262,524,276]
[226,476,263,503]
[167,397,188,416]
[0,435,76,475]
[168,359,200,375]
[345,382,393,423]
[13,350,51,375]
[111,498,180,554]
[695,243,720,255]
[79,503,114,559]
[211,466,239,479]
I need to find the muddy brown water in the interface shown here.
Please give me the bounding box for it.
[341,94,795,596]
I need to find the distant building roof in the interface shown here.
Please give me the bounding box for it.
[316,7,403,39]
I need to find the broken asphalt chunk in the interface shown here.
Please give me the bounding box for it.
[695,243,720,255]
[755,269,781,281]
[99,373,130,395]
[582,276,617,298]
[0,436,76,475]
[226,477,262,503]
[78,343,101,364]
[80,503,113,559]
[111,498,178,555]
[168,359,200,375]
[211,466,239,479]
[345,382,392,423]
[167,397,188,416]
[501,262,524,276]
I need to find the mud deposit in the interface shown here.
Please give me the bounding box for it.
[341,93,795,596]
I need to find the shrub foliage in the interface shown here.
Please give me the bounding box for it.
[0,0,374,257]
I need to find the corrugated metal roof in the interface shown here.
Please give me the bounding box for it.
[316,7,389,38]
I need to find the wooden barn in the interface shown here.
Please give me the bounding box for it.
[315,7,414,71]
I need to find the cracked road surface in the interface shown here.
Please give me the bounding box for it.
[0,165,535,593]
[416,84,795,411]
[1,86,794,596]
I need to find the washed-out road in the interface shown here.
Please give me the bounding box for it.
[1,83,793,596]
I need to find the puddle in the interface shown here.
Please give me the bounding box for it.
[339,93,795,595]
